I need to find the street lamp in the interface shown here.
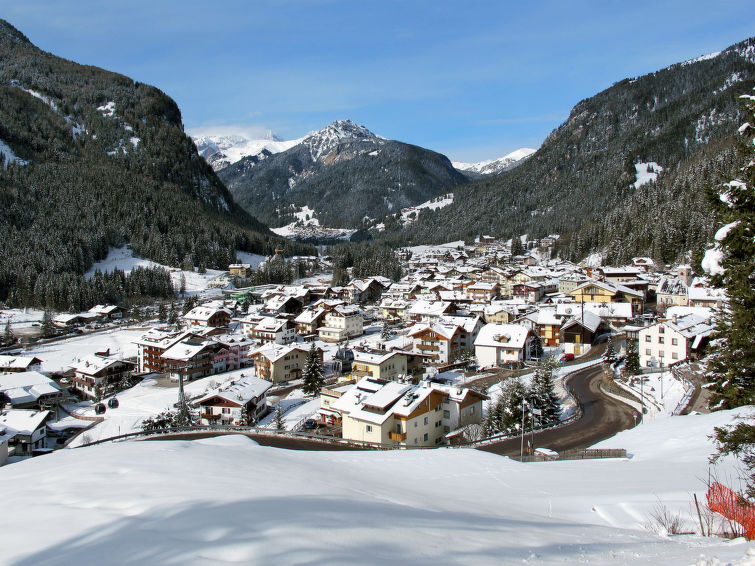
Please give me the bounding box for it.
[520,398,529,461]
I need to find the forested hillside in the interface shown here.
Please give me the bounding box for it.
[0,20,310,310]
[397,38,755,266]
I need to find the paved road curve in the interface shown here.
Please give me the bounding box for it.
[477,365,636,459]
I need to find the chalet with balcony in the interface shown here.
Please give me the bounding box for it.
[71,355,136,399]
[0,409,50,456]
[183,306,232,328]
[194,372,272,426]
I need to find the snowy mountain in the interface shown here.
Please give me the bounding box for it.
[300,119,381,162]
[453,148,537,175]
[218,119,469,230]
[193,132,302,171]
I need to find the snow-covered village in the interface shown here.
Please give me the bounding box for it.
[2,4,755,565]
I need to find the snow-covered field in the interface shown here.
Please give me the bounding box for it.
[85,246,227,294]
[633,161,663,188]
[25,326,144,373]
[400,194,454,224]
[0,409,753,565]
[65,372,242,447]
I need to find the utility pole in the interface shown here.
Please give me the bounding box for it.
[520,399,528,461]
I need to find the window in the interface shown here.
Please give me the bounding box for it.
[645,335,651,342]
[672,338,678,345]
[658,337,665,344]
[659,351,665,358]
[659,326,665,334]
[424,416,428,425]
[672,352,679,360]
[365,425,373,433]
[646,349,651,355]
[443,410,450,419]
[222,408,230,414]
[423,433,428,441]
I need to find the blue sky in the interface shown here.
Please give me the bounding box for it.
[5,1,754,161]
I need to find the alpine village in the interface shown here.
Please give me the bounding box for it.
[1,14,755,566]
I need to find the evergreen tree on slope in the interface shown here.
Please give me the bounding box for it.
[705,93,755,500]
[301,344,325,396]
[531,356,561,428]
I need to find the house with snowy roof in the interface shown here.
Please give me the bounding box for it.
[193,370,272,426]
[251,316,297,344]
[71,355,137,399]
[318,305,364,342]
[0,355,42,374]
[294,307,327,336]
[406,300,455,323]
[687,286,726,309]
[656,276,689,308]
[560,311,605,356]
[638,313,714,368]
[516,308,564,347]
[570,280,644,315]
[0,408,50,456]
[182,305,232,328]
[330,377,486,447]
[0,371,63,408]
[250,344,322,383]
[474,323,535,367]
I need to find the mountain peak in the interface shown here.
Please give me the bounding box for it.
[302,119,380,161]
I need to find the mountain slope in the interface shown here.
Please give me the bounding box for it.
[399,37,755,265]
[193,132,302,171]
[453,148,536,176]
[217,119,470,229]
[0,19,308,310]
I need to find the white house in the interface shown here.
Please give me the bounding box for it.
[0,371,63,408]
[319,305,363,343]
[474,323,534,367]
[638,313,715,368]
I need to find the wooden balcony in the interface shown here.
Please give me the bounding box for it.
[417,344,439,351]
[201,413,221,421]
[389,431,407,442]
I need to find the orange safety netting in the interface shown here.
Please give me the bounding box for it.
[706,481,755,539]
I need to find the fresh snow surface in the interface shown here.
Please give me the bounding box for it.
[192,133,302,168]
[1,409,753,564]
[234,251,266,268]
[633,161,663,188]
[400,194,454,224]
[25,326,143,373]
[453,148,536,175]
[85,246,225,295]
[682,51,722,66]
[0,139,28,168]
[97,101,116,117]
[405,240,466,255]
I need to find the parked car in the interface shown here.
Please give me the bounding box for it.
[303,418,317,430]
[560,353,575,363]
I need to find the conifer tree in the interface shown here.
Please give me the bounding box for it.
[274,405,285,431]
[3,320,15,346]
[530,356,561,428]
[381,323,392,341]
[705,96,755,410]
[604,335,616,364]
[706,95,755,500]
[158,303,168,323]
[301,344,325,396]
[41,310,55,338]
[624,340,640,376]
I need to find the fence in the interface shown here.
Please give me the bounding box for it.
[516,448,627,463]
[707,481,755,539]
